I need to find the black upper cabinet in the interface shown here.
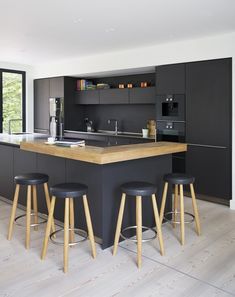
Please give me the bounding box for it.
[186,58,232,147]
[34,78,50,132]
[49,77,64,97]
[129,87,155,104]
[76,90,99,104]
[100,89,129,104]
[156,64,185,94]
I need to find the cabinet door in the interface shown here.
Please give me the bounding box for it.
[13,148,37,206]
[129,87,155,104]
[34,79,50,132]
[186,59,231,147]
[75,90,99,104]
[0,145,14,199]
[100,89,129,104]
[49,77,64,98]
[156,64,185,94]
[186,145,231,200]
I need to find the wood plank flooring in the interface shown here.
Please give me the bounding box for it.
[0,197,235,297]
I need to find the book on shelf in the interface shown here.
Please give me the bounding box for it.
[76,79,96,91]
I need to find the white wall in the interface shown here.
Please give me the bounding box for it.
[0,61,35,132]
[34,31,235,209]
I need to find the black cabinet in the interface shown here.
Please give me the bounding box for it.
[13,148,37,206]
[34,77,78,133]
[49,77,64,98]
[100,89,129,104]
[156,63,185,94]
[185,58,232,201]
[129,87,155,104]
[75,90,99,104]
[0,145,14,199]
[186,59,231,147]
[186,145,231,200]
[34,78,50,133]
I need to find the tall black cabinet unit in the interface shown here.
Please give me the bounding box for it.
[34,77,80,133]
[185,58,232,201]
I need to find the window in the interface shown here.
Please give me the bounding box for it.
[0,69,26,133]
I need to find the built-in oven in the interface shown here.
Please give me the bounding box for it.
[156,94,186,173]
[156,94,185,121]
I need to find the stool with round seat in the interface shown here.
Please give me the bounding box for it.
[41,183,96,273]
[160,173,201,245]
[113,181,164,268]
[7,173,55,249]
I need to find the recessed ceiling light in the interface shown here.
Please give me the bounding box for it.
[105,27,115,33]
[73,18,83,24]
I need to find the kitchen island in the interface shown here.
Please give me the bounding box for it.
[20,140,186,248]
[0,135,186,248]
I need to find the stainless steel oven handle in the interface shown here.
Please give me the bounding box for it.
[187,143,227,149]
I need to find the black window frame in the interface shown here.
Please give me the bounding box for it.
[0,68,26,133]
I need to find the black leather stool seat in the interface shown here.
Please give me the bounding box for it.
[163,173,195,185]
[121,181,156,196]
[50,183,88,198]
[15,173,49,185]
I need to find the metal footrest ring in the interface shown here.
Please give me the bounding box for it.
[164,211,195,224]
[49,228,88,246]
[14,213,47,227]
[120,226,157,243]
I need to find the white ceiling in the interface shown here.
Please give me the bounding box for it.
[0,0,235,66]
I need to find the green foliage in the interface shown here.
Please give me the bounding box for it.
[2,72,23,133]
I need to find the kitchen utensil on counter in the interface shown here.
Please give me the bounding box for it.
[147,120,156,137]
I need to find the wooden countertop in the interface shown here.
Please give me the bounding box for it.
[20,141,187,164]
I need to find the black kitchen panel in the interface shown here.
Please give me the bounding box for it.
[99,89,129,104]
[186,145,231,200]
[129,87,155,104]
[75,90,99,104]
[156,63,185,94]
[186,58,232,147]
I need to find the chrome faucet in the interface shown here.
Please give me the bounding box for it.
[107,119,118,135]
[8,119,23,134]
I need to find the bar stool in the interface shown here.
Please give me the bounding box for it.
[160,173,201,245]
[113,182,164,268]
[7,173,55,249]
[41,183,96,273]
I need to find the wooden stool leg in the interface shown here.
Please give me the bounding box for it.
[69,198,75,245]
[113,193,126,256]
[136,195,142,268]
[190,184,201,236]
[179,184,185,245]
[7,184,20,240]
[43,183,56,235]
[173,185,179,228]
[41,196,56,260]
[64,198,69,273]
[32,185,38,231]
[26,185,32,249]
[83,195,96,259]
[151,194,165,256]
[160,182,168,224]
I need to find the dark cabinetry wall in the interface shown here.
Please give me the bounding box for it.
[186,59,231,147]
[156,64,185,94]
[185,58,232,200]
[34,77,81,133]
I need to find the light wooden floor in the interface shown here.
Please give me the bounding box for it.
[0,197,235,297]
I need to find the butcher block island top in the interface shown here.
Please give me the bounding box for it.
[20,141,187,164]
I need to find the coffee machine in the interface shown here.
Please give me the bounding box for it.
[49,97,64,139]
